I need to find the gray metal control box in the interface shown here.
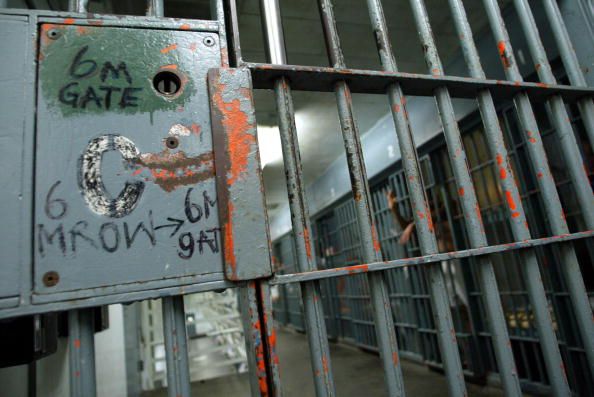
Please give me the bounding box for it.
[0,11,271,318]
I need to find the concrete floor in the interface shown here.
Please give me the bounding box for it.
[145,327,507,397]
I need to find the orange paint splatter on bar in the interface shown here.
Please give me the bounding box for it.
[63,18,75,25]
[73,339,81,349]
[303,228,313,260]
[322,355,329,374]
[393,352,399,366]
[213,84,256,186]
[505,191,517,211]
[496,153,504,165]
[161,44,178,54]
[371,226,381,253]
[347,264,369,274]
[459,187,465,196]
[161,64,178,70]
[499,167,507,180]
[224,201,236,277]
[180,24,191,30]
[497,40,511,68]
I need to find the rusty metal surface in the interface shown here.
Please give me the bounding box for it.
[246,62,594,102]
[208,67,272,281]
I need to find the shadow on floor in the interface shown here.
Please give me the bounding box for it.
[144,327,508,396]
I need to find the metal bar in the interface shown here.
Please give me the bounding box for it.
[258,280,282,396]
[162,296,191,397]
[259,1,336,395]
[364,0,466,394]
[67,0,87,12]
[516,0,594,379]
[513,0,594,228]
[239,282,271,397]
[270,231,594,285]
[542,0,594,151]
[247,63,594,101]
[146,0,164,17]
[68,309,96,397]
[317,1,405,395]
[482,0,590,394]
[0,0,7,8]
[448,0,592,393]
[403,2,524,394]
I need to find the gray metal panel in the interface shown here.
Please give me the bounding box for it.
[0,15,30,299]
[34,23,224,294]
[208,67,272,280]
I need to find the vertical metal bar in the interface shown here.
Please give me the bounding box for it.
[260,1,336,395]
[316,1,405,395]
[481,0,590,394]
[239,282,271,397]
[450,0,594,382]
[67,0,87,12]
[0,0,7,8]
[68,309,96,397]
[512,0,594,228]
[404,1,522,395]
[146,0,164,17]
[364,1,467,395]
[162,296,191,397]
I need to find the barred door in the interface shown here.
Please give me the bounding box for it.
[0,0,593,396]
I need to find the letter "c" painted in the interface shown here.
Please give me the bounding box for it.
[79,134,144,218]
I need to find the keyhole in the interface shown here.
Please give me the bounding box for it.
[153,71,182,96]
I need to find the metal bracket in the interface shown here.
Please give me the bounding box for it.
[208,68,273,281]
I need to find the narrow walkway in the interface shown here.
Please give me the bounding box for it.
[145,327,507,396]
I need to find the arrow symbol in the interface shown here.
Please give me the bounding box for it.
[155,217,185,237]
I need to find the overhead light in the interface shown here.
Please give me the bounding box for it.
[257,125,283,168]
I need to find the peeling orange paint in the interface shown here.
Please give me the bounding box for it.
[161,64,178,70]
[497,40,511,68]
[224,201,236,277]
[213,84,256,186]
[161,43,178,54]
[347,264,369,274]
[303,228,313,260]
[496,153,504,165]
[180,24,191,30]
[63,18,75,25]
[190,123,201,135]
[392,352,399,366]
[499,167,507,180]
[505,191,517,211]
[74,339,80,349]
[459,187,465,196]
[371,226,381,253]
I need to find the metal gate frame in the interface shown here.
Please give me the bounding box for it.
[234,0,594,396]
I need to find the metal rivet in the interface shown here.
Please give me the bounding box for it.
[203,36,215,47]
[165,136,179,149]
[47,29,61,39]
[43,271,60,287]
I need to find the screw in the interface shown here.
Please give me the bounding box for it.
[165,136,179,149]
[43,271,60,287]
[203,36,215,47]
[47,29,61,40]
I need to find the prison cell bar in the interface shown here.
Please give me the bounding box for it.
[512,0,594,228]
[542,0,594,152]
[449,0,594,386]
[68,309,96,397]
[316,1,409,395]
[363,0,467,394]
[259,1,336,396]
[482,0,594,390]
[401,0,528,394]
[68,0,87,13]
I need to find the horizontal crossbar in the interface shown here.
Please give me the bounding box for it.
[270,230,594,285]
[247,62,594,102]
